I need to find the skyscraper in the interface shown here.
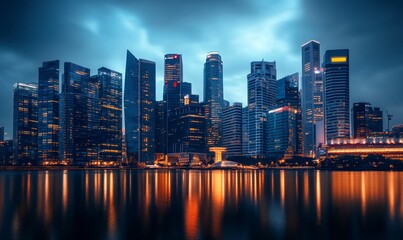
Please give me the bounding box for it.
[247,60,276,158]
[301,40,322,157]
[38,60,59,164]
[59,62,99,164]
[223,102,243,156]
[97,67,123,163]
[267,106,297,159]
[13,83,38,165]
[204,51,224,148]
[352,102,383,138]
[242,107,249,155]
[124,50,156,163]
[323,49,350,142]
[168,104,206,154]
[155,100,166,154]
[164,54,183,112]
[276,73,303,156]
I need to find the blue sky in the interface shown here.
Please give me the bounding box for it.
[1,0,402,138]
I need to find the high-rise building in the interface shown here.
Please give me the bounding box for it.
[276,73,303,156]
[97,67,123,162]
[124,50,156,163]
[242,107,249,155]
[323,49,350,142]
[13,83,38,165]
[164,54,183,112]
[0,126,4,141]
[223,102,243,156]
[59,62,99,164]
[155,100,166,154]
[301,40,322,157]
[38,60,59,164]
[267,106,297,159]
[204,52,224,148]
[168,104,206,154]
[0,140,13,165]
[352,102,383,138]
[247,60,276,158]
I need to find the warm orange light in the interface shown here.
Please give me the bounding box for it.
[331,57,347,63]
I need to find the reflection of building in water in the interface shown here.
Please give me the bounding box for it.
[330,172,402,219]
[323,138,403,160]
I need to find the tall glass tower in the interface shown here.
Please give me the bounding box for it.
[222,102,243,156]
[276,73,303,156]
[247,60,276,158]
[97,67,123,163]
[124,50,156,164]
[38,60,59,164]
[323,49,350,142]
[164,54,183,112]
[204,51,224,148]
[59,62,99,164]
[301,40,322,157]
[13,83,38,165]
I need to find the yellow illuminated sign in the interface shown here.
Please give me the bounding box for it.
[331,57,347,63]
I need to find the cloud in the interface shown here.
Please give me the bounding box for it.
[0,0,402,134]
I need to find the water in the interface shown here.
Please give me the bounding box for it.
[0,170,402,239]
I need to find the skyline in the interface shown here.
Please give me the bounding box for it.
[1,0,403,137]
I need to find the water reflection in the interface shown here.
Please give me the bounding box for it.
[0,170,402,239]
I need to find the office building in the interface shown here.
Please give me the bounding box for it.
[168,104,206,154]
[223,102,243,156]
[242,107,249,155]
[59,62,99,164]
[323,49,350,142]
[155,100,166,154]
[97,67,123,163]
[124,50,156,163]
[13,83,38,165]
[301,40,323,157]
[352,102,383,138]
[38,60,59,164]
[164,54,183,113]
[204,51,224,148]
[267,106,297,159]
[247,60,276,158]
[0,140,13,165]
[276,73,303,156]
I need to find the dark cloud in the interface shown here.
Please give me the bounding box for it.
[0,0,402,136]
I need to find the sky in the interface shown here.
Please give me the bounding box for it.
[1,0,402,139]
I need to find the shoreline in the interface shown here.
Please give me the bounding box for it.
[0,166,402,171]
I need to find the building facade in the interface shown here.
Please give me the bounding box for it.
[323,49,350,142]
[223,102,243,156]
[13,83,38,165]
[164,54,183,113]
[59,62,99,164]
[124,50,156,163]
[204,52,224,148]
[38,60,59,164]
[242,106,249,156]
[352,102,383,138]
[97,67,123,163]
[247,60,276,158]
[168,104,206,154]
[267,106,297,159]
[301,40,322,157]
[276,73,303,156]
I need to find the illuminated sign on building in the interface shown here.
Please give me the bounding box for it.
[331,56,347,63]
